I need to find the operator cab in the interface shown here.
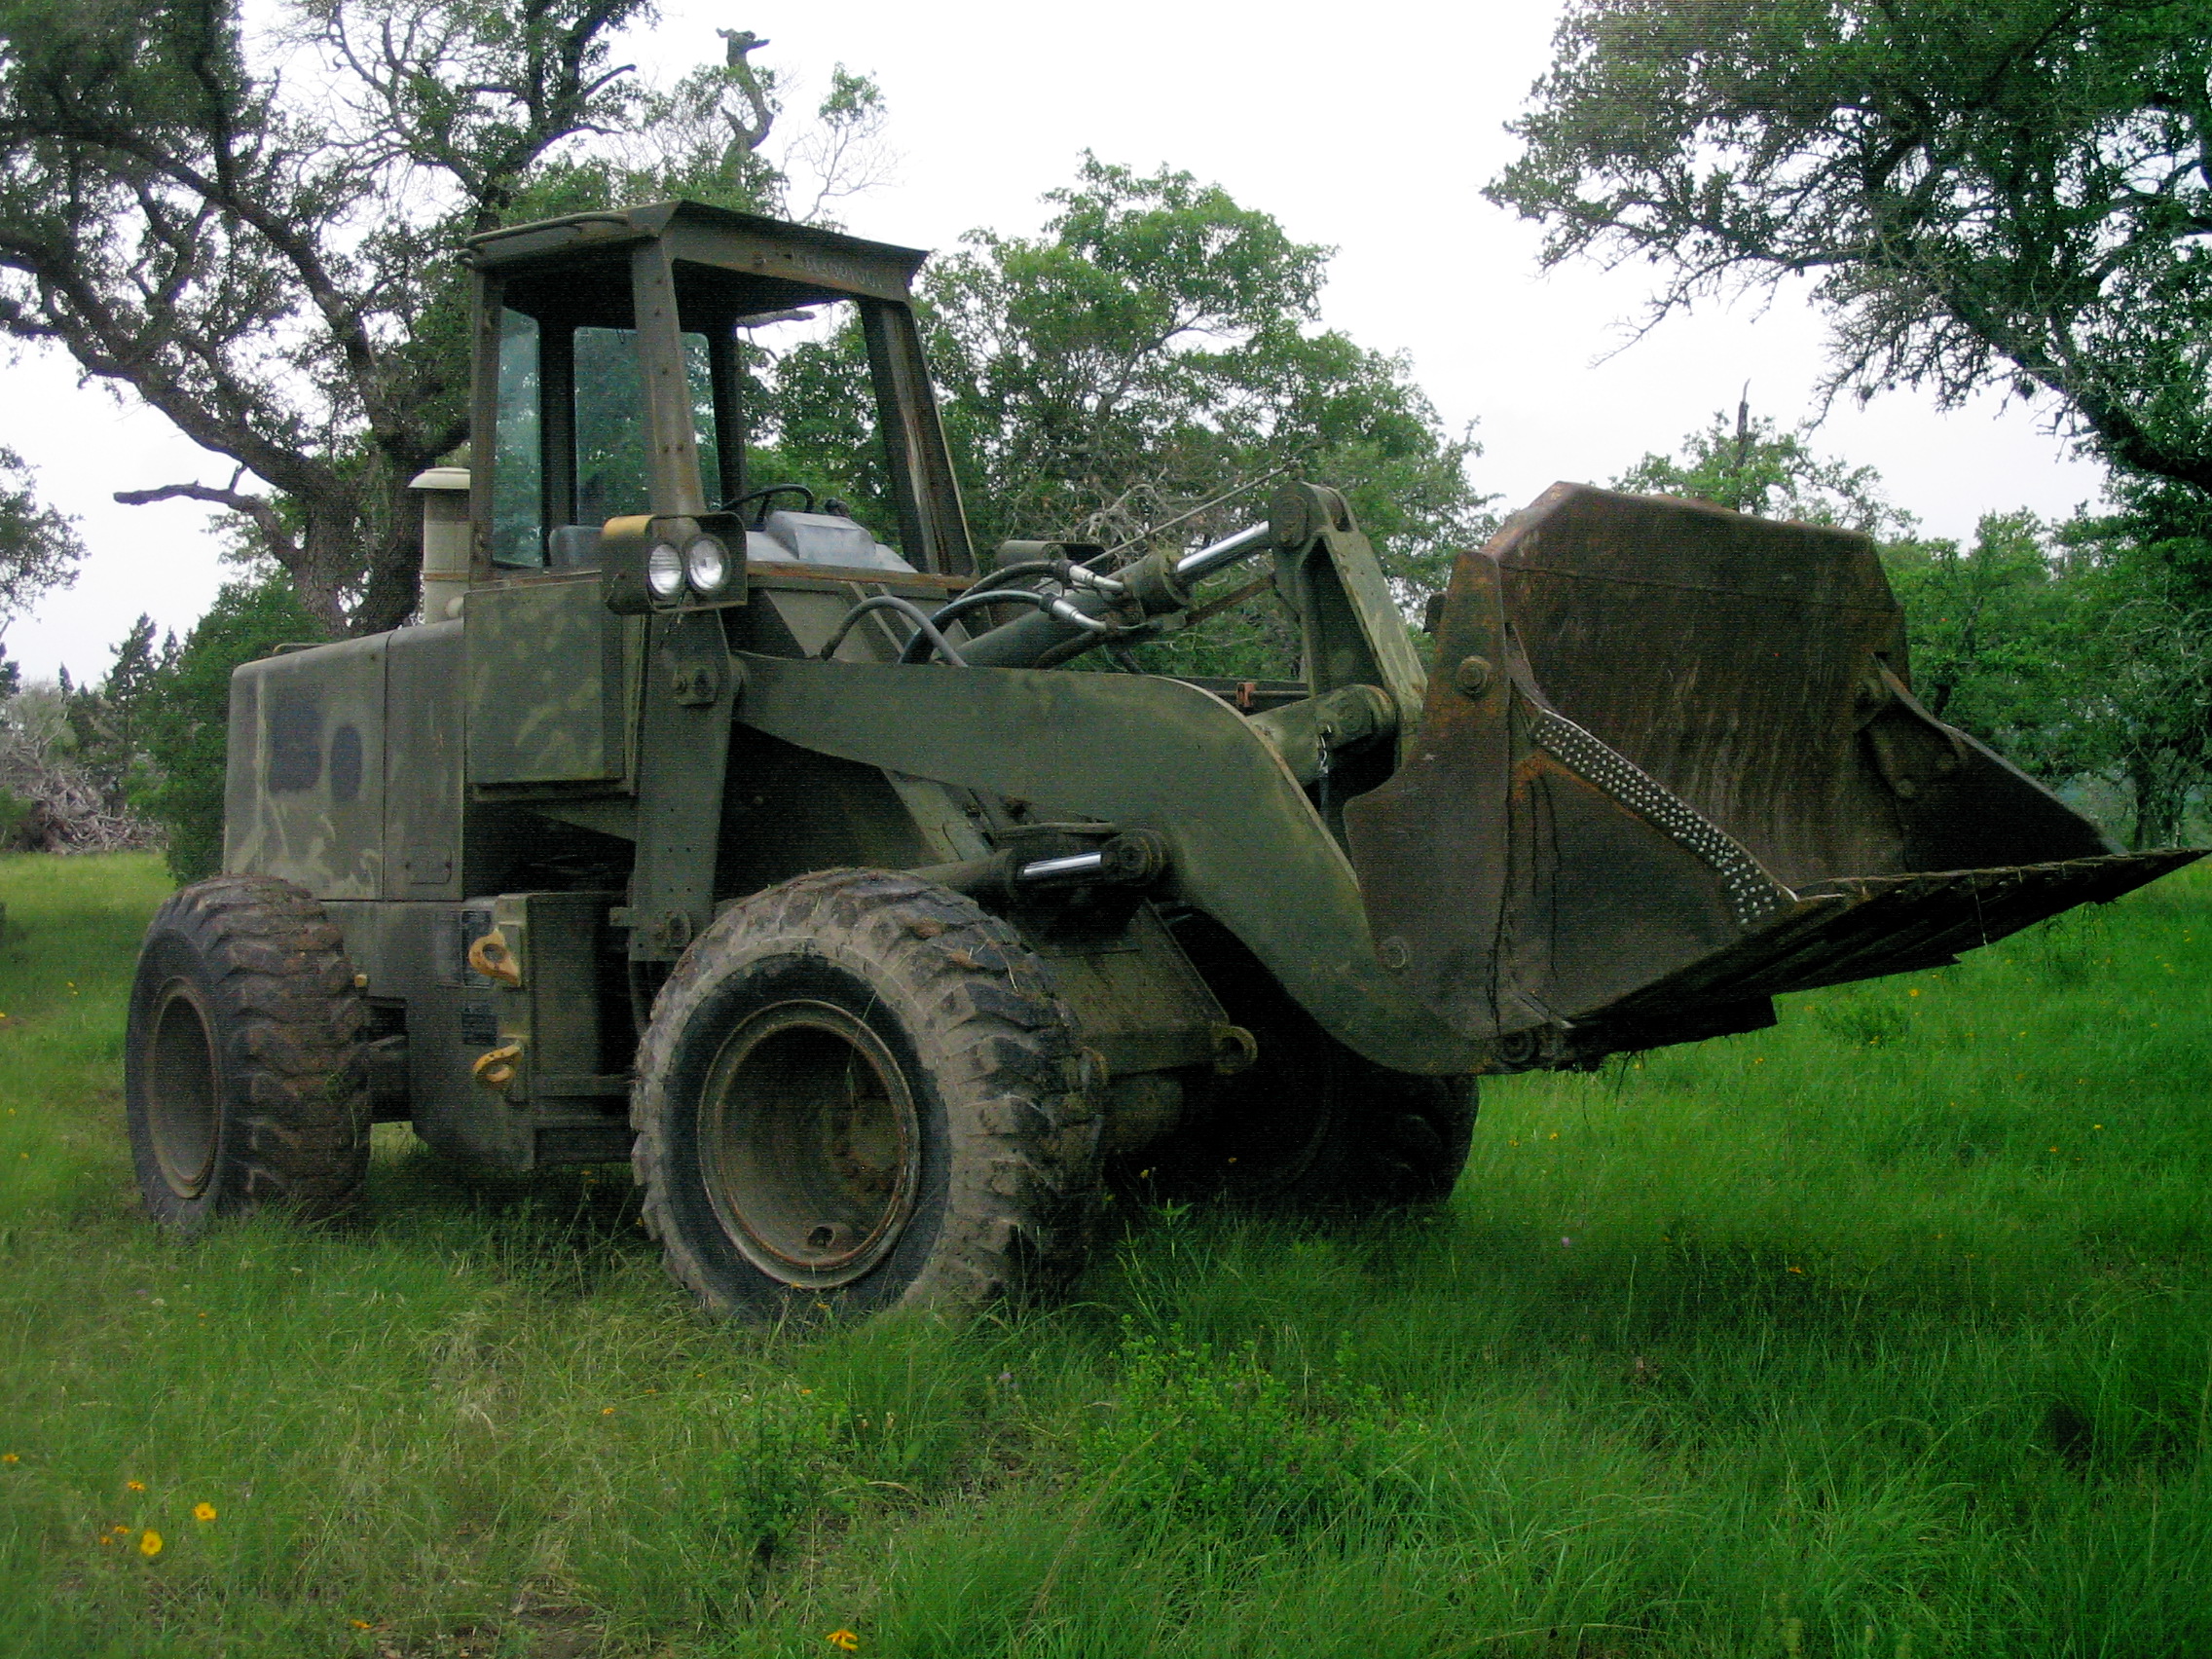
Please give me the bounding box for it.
[464,201,974,591]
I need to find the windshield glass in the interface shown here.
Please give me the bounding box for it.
[489,297,917,569]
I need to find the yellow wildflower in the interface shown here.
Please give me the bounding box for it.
[1,1453,17,1465]
[138,1530,163,1559]
[127,1479,145,1491]
[827,1632,861,1652]
[601,1406,615,1417]
[194,1502,217,1522]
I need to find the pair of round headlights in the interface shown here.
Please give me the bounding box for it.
[645,534,733,602]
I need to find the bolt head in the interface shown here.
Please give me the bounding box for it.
[1454,655,1494,698]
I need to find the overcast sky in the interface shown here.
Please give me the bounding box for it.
[0,0,2109,682]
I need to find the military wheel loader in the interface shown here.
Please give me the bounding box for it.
[125,200,2199,1318]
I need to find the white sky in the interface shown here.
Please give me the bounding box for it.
[0,0,2107,682]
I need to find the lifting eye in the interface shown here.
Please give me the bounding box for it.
[467,929,522,987]
[471,1043,523,1090]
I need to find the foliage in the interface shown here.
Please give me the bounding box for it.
[135,575,326,881]
[758,156,1492,679]
[927,158,1490,582]
[0,0,878,635]
[1492,0,2212,499]
[1880,514,2098,779]
[0,445,86,696]
[1613,400,1912,536]
[8,854,2212,1653]
[0,446,83,619]
[56,616,172,814]
[2051,480,2212,847]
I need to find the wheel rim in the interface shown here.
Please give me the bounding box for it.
[697,1000,922,1288]
[145,978,221,1199]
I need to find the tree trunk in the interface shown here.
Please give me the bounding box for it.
[2128,755,2186,850]
[353,472,428,637]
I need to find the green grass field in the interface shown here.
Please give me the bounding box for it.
[3,852,2209,1658]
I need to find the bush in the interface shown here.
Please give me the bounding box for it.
[135,575,326,882]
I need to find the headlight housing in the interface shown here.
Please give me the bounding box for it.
[683,534,731,596]
[645,540,685,601]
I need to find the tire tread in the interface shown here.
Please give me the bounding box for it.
[632,867,1101,1317]
[127,876,369,1227]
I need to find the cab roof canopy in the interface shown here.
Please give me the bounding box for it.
[465,200,932,327]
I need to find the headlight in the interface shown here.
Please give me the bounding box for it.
[645,540,685,601]
[683,535,731,595]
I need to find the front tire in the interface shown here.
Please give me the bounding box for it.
[632,869,1102,1320]
[124,876,370,1234]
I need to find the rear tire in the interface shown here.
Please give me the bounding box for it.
[1147,1026,1477,1207]
[124,876,370,1234]
[632,869,1102,1321]
[1144,912,1475,1207]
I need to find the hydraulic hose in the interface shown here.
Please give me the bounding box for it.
[817,594,970,667]
[897,584,1113,664]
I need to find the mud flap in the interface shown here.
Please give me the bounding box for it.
[1344,483,2199,1066]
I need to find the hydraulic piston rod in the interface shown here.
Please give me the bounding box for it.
[954,522,1272,669]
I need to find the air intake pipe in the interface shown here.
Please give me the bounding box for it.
[410,466,472,623]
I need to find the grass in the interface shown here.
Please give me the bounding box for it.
[2,852,2210,1657]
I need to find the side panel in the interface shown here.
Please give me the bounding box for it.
[1026,905,1228,1079]
[464,578,634,787]
[224,637,387,898]
[384,621,466,900]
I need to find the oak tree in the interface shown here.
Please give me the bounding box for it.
[1492,1,2212,500]
[0,0,869,634]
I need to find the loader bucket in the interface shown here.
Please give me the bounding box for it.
[1343,484,2199,1067]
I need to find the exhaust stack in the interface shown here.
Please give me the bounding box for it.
[410,466,471,623]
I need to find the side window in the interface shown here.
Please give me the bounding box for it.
[573,327,719,526]
[739,304,902,553]
[491,310,543,568]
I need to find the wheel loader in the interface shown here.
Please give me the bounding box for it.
[124,200,2198,1318]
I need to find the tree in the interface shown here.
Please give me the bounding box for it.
[0,1,872,635]
[1879,512,2113,782]
[927,158,1490,584]
[0,446,87,693]
[2050,481,2212,845]
[759,158,1492,676]
[62,613,173,811]
[1491,1,2212,500]
[1613,395,1911,535]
